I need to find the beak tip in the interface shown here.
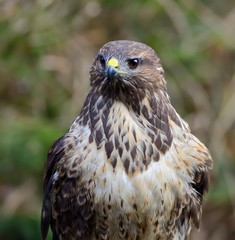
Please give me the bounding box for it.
[107,65,118,80]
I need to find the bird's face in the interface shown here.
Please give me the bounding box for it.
[89,40,166,101]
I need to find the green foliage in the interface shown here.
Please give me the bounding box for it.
[0,118,64,183]
[0,215,41,240]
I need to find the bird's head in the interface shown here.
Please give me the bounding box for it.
[89,40,167,102]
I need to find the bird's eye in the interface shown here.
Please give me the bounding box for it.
[127,58,140,70]
[98,55,106,68]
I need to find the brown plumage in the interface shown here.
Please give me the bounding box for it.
[41,40,213,240]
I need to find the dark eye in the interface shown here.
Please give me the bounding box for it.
[127,58,140,70]
[98,55,106,68]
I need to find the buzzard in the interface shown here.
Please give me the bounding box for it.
[41,40,213,240]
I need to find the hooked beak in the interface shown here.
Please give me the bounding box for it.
[107,57,119,80]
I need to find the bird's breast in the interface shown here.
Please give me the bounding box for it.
[78,135,186,239]
[69,101,188,238]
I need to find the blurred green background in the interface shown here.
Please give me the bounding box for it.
[0,0,234,239]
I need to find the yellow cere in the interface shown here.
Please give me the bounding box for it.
[107,57,119,68]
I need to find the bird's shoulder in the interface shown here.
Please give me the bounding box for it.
[43,133,79,188]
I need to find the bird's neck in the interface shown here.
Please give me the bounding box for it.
[72,89,174,155]
[79,88,169,128]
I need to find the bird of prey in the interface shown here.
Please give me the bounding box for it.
[41,40,213,240]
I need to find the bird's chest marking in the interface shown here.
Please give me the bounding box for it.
[85,98,174,174]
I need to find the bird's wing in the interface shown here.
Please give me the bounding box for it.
[41,135,66,239]
[190,166,210,229]
[41,133,95,240]
[188,135,213,229]
[168,110,213,232]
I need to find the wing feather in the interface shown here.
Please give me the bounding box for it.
[41,134,96,239]
[41,136,66,240]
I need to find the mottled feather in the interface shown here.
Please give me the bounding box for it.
[41,40,213,240]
